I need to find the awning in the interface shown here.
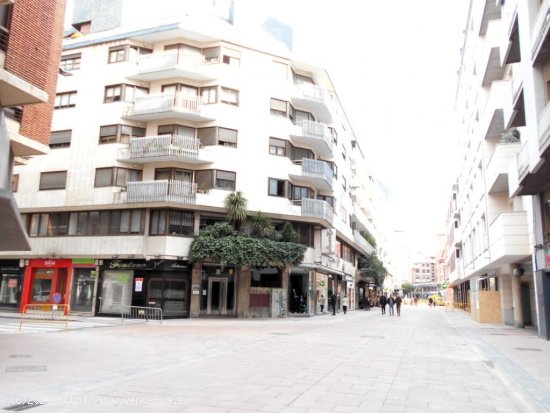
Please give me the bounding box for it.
[0,188,31,251]
[297,263,346,277]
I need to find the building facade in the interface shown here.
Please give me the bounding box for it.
[0,1,377,318]
[448,0,550,336]
[0,0,66,310]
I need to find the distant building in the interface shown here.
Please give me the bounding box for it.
[410,257,436,298]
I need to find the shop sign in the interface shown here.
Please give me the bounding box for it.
[0,260,21,272]
[192,285,200,295]
[105,259,189,271]
[8,279,17,288]
[72,258,96,267]
[135,277,143,292]
[109,260,148,270]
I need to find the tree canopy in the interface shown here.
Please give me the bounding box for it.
[358,253,386,287]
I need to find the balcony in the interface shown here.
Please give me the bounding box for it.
[290,84,333,124]
[539,102,550,156]
[353,230,375,255]
[531,2,550,65]
[123,92,215,122]
[481,80,509,140]
[485,142,521,193]
[488,211,530,266]
[126,180,197,205]
[289,120,333,157]
[288,158,333,192]
[126,50,218,82]
[301,198,333,223]
[480,20,505,87]
[117,134,212,165]
[477,0,501,36]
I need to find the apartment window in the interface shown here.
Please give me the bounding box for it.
[197,127,237,147]
[99,124,145,144]
[221,87,239,105]
[104,84,148,103]
[54,92,77,109]
[329,127,338,145]
[11,174,18,192]
[49,130,71,149]
[150,209,194,236]
[60,53,81,71]
[290,146,314,162]
[270,98,289,117]
[199,213,226,230]
[317,195,336,209]
[216,170,236,190]
[222,49,241,66]
[291,185,313,201]
[39,171,67,190]
[342,176,347,191]
[4,107,22,122]
[155,168,192,182]
[292,71,314,85]
[268,178,288,197]
[269,138,287,156]
[294,109,314,123]
[108,45,151,64]
[94,167,142,187]
[203,47,220,63]
[200,86,217,104]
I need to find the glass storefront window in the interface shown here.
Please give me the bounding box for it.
[32,278,52,302]
[99,271,133,314]
[0,274,21,305]
[71,269,95,312]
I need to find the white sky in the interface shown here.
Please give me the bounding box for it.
[258,0,468,253]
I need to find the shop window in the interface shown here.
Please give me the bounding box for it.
[251,267,282,288]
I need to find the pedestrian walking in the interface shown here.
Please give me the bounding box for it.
[342,295,349,314]
[329,292,337,316]
[319,294,325,313]
[428,297,434,307]
[395,294,402,316]
[387,294,395,316]
[364,295,370,311]
[379,293,387,315]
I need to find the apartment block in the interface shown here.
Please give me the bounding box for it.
[447,0,550,337]
[0,1,378,319]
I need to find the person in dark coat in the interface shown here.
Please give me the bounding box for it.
[379,293,387,315]
[329,292,337,315]
[395,294,403,316]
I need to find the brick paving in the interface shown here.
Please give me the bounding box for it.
[0,305,549,412]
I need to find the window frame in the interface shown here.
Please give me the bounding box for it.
[49,130,72,149]
[39,171,67,190]
[54,91,77,109]
[60,53,81,71]
[99,124,146,144]
[94,167,142,188]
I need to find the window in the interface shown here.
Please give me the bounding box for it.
[108,45,152,63]
[150,210,194,236]
[342,145,347,160]
[292,71,314,85]
[220,87,239,105]
[294,109,314,123]
[54,92,77,109]
[39,171,67,190]
[195,170,213,190]
[155,168,192,182]
[49,130,71,149]
[215,170,236,190]
[329,127,337,145]
[268,178,288,197]
[269,138,287,156]
[60,53,81,71]
[11,174,18,192]
[251,267,282,288]
[290,146,314,162]
[158,124,195,138]
[317,195,336,209]
[99,124,145,144]
[94,167,142,187]
[291,185,313,201]
[342,176,347,190]
[199,214,226,230]
[222,49,241,66]
[27,210,145,236]
[197,127,237,147]
[270,98,288,117]
[203,47,220,63]
[104,84,148,103]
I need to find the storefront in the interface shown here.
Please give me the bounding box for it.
[70,259,98,313]
[0,260,24,311]
[21,259,72,309]
[97,259,191,318]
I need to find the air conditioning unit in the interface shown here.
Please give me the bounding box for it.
[0,0,14,5]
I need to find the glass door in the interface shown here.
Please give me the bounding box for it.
[70,269,95,312]
[0,274,21,307]
[207,277,227,315]
[30,269,54,303]
[99,271,133,314]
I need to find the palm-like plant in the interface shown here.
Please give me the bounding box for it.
[225,191,247,230]
[251,211,272,238]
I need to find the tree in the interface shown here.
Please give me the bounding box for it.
[224,191,247,230]
[358,253,386,288]
[401,282,414,295]
[251,211,272,238]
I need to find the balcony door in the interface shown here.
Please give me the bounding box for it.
[155,168,192,182]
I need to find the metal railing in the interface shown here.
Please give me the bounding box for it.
[126,180,197,204]
[301,158,334,186]
[125,92,200,118]
[120,305,163,324]
[20,304,70,332]
[125,134,201,160]
[136,50,205,75]
[301,198,334,222]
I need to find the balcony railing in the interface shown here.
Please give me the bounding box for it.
[129,50,216,82]
[301,198,333,222]
[126,180,197,204]
[124,92,213,122]
[296,158,333,190]
[290,120,333,157]
[120,134,200,162]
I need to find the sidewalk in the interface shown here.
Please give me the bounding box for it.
[0,305,549,412]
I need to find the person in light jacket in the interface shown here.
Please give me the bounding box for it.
[342,295,349,314]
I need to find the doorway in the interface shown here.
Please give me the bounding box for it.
[207,277,227,315]
[521,282,532,325]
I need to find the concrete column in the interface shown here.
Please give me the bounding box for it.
[512,274,524,328]
[190,263,202,318]
[237,266,251,318]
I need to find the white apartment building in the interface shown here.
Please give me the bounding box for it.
[447,0,550,338]
[0,1,377,319]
